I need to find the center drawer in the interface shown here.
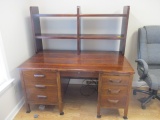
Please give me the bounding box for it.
[22,70,57,85]
[61,71,98,78]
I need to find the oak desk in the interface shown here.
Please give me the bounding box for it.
[18,50,134,119]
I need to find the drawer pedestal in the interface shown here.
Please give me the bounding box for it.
[20,70,64,115]
[97,73,133,119]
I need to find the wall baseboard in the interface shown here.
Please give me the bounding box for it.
[69,79,84,84]
[5,97,25,120]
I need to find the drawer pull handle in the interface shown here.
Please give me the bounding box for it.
[107,99,119,104]
[109,79,121,83]
[34,74,45,78]
[108,89,120,94]
[35,85,46,88]
[37,95,47,99]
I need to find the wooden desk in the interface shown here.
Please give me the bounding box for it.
[18,50,134,119]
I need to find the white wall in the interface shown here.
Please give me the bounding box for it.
[0,0,160,119]
[0,1,34,120]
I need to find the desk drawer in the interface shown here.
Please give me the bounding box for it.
[100,96,127,108]
[23,70,57,85]
[26,83,58,103]
[101,75,129,85]
[101,86,128,96]
[61,71,98,78]
[27,92,58,104]
[25,84,58,93]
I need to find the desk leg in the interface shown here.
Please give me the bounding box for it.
[123,75,133,119]
[57,72,64,115]
[26,102,31,113]
[123,107,128,119]
[59,102,64,115]
[97,73,101,118]
[97,104,101,118]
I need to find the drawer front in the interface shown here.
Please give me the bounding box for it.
[23,70,57,85]
[27,93,58,104]
[61,71,98,78]
[101,86,128,96]
[100,96,127,108]
[101,75,129,86]
[26,86,58,104]
[25,84,58,93]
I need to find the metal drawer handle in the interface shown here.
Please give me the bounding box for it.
[37,95,47,99]
[35,85,46,88]
[107,99,119,104]
[108,89,120,94]
[109,79,121,83]
[34,74,45,78]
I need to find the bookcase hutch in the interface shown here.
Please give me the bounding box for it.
[30,6,129,55]
[19,6,134,119]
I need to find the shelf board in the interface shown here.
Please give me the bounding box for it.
[80,34,125,40]
[35,34,77,39]
[33,14,127,18]
[80,14,127,17]
[35,34,124,40]
[33,14,77,17]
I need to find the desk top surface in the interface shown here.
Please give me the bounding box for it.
[19,50,134,74]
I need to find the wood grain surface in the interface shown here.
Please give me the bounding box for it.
[18,50,134,74]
